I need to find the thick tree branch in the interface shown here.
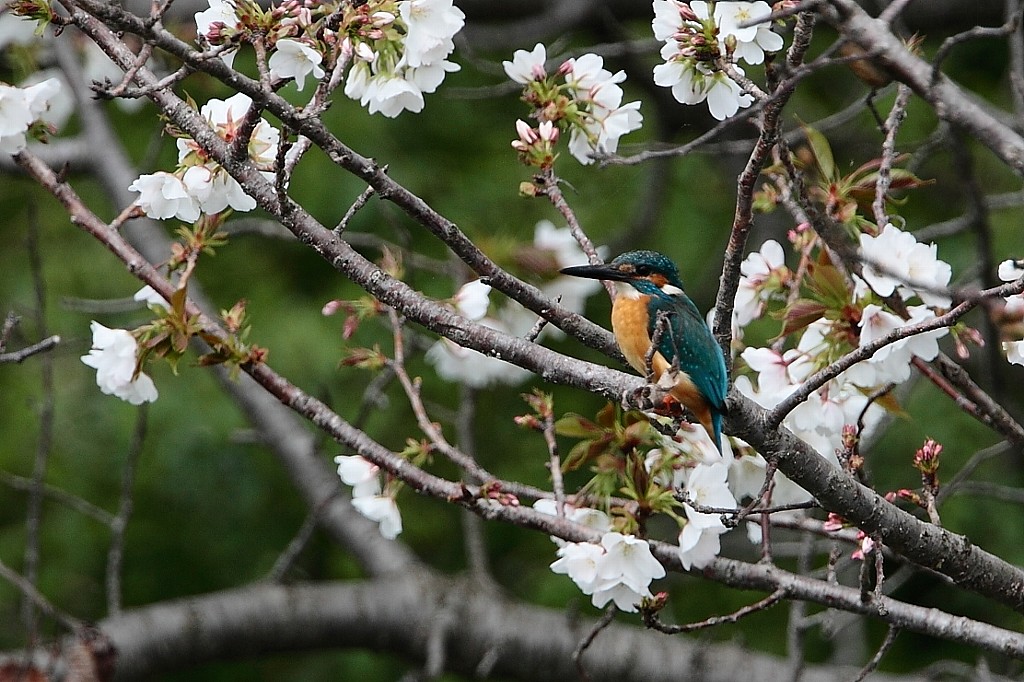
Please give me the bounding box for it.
[818,0,1024,174]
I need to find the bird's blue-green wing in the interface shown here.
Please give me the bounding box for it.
[651,298,729,412]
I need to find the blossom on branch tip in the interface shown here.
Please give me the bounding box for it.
[269,38,325,91]
[502,43,547,84]
[128,172,201,222]
[127,92,282,221]
[334,454,382,498]
[80,322,158,405]
[399,0,465,68]
[1004,340,1024,366]
[351,494,403,539]
[734,239,787,327]
[334,453,401,538]
[677,520,723,570]
[506,43,642,165]
[651,0,779,119]
[338,0,463,117]
[714,1,783,65]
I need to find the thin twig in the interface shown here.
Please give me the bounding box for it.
[456,385,495,585]
[937,441,1012,503]
[266,496,332,583]
[537,168,614,299]
[931,16,1021,87]
[386,309,544,495]
[0,470,114,525]
[334,181,380,236]
[0,335,61,364]
[0,558,84,633]
[1007,0,1024,114]
[852,625,901,682]
[573,604,617,682]
[872,84,912,227]
[642,589,786,634]
[950,481,1024,505]
[541,400,566,518]
[106,406,148,615]
[23,215,54,641]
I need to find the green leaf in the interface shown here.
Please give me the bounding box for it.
[554,413,600,439]
[801,122,835,181]
[778,298,828,337]
[808,262,851,306]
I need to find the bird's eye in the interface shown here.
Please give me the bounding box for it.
[635,264,651,276]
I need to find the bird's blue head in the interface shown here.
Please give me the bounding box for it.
[560,250,686,299]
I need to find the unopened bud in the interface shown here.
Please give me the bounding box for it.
[371,10,395,26]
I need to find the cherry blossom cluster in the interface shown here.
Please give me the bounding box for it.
[652,1,783,120]
[708,219,958,561]
[128,93,279,221]
[0,77,61,154]
[425,221,604,386]
[645,431,740,569]
[77,287,175,406]
[503,43,643,165]
[733,223,953,471]
[533,501,665,612]
[334,455,403,539]
[194,0,464,117]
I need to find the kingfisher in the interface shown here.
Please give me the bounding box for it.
[561,250,729,453]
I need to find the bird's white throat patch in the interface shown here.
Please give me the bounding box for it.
[614,281,643,299]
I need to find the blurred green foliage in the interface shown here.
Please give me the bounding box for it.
[2,14,1024,680]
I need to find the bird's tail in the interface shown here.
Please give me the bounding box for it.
[711,411,723,455]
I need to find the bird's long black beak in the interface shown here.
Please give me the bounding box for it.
[559,263,630,282]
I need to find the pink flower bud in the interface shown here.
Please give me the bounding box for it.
[822,512,845,532]
[679,4,698,21]
[515,119,539,144]
[371,11,395,26]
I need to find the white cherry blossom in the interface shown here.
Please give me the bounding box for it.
[677,521,723,570]
[399,0,465,68]
[859,223,952,308]
[269,39,326,91]
[351,494,403,539]
[453,280,491,320]
[334,454,383,498]
[502,43,547,84]
[80,322,158,405]
[128,172,201,222]
[998,259,1024,282]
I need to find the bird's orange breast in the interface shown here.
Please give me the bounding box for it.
[610,295,710,434]
[611,295,659,376]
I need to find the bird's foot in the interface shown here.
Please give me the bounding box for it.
[621,385,656,412]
